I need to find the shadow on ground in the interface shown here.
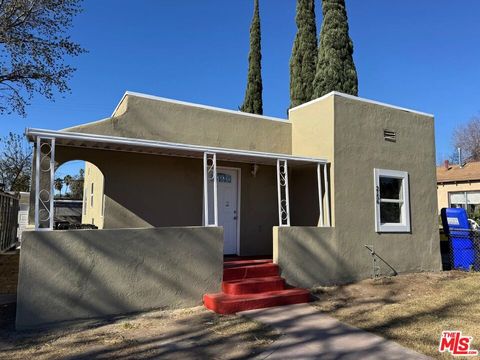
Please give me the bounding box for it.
[0,305,280,360]
[311,271,480,359]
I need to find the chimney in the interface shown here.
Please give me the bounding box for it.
[444,160,450,170]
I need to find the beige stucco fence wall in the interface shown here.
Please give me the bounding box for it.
[16,227,223,329]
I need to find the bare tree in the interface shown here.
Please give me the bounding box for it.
[0,0,85,116]
[453,116,480,162]
[0,132,32,191]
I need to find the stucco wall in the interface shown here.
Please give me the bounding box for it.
[53,146,277,256]
[273,226,338,287]
[16,227,223,329]
[283,94,442,287]
[290,96,335,226]
[66,94,292,154]
[290,166,321,226]
[437,181,480,213]
[333,95,442,279]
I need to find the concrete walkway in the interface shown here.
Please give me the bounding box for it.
[241,304,432,360]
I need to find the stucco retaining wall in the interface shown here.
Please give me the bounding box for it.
[16,226,223,329]
[274,225,441,289]
[273,226,338,287]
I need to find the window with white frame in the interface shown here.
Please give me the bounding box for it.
[374,169,411,232]
[90,183,94,207]
[449,191,480,217]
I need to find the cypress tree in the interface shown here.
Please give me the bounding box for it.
[240,0,263,115]
[313,0,358,98]
[289,0,318,109]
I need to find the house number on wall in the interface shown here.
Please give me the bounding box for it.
[217,173,232,183]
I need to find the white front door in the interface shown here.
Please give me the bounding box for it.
[217,168,239,254]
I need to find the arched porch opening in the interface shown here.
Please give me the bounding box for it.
[53,160,105,229]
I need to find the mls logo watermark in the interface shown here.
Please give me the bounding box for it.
[439,331,478,356]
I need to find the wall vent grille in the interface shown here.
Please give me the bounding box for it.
[384,130,396,142]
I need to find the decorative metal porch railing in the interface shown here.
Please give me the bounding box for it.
[276,160,331,227]
[29,128,332,230]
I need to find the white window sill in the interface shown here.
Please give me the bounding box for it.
[376,223,411,233]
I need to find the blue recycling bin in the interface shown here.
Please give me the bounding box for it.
[440,208,477,270]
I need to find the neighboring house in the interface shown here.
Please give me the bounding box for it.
[82,162,105,228]
[437,160,480,217]
[54,200,83,225]
[17,192,29,241]
[16,91,442,329]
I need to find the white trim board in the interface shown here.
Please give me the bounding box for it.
[112,91,289,123]
[26,128,328,165]
[373,168,411,233]
[288,91,434,118]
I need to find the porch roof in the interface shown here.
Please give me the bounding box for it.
[25,128,327,166]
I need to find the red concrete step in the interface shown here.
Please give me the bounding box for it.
[222,276,286,295]
[203,288,311,314]
[223,263,279,281]
[223,259,273,269]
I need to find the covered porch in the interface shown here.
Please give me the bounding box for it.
[26,128,331,256]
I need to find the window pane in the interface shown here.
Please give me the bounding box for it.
[380,177,402,200]
[380,202,401,223]
[466,192,480,204]
[449,192,466,204]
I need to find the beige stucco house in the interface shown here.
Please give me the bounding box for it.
[437,160,480,217]
[17,91,442,328]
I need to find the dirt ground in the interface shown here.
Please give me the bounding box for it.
[2,266,478,359]
[312,271,480,359]
[0,305,279,360]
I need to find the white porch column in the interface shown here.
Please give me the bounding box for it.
[317,163,324,226]
[34,137,55,230]
[276,159,290,226]
[203,152,218,226]
[323,163,331,227]
[316,163,332,227]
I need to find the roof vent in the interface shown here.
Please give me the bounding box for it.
[384,129,396,142]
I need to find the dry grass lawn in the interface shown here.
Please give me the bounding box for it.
[312,271,480,359]
[0,305,279,360]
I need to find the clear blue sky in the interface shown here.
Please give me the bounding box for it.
[1,0,480,165]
